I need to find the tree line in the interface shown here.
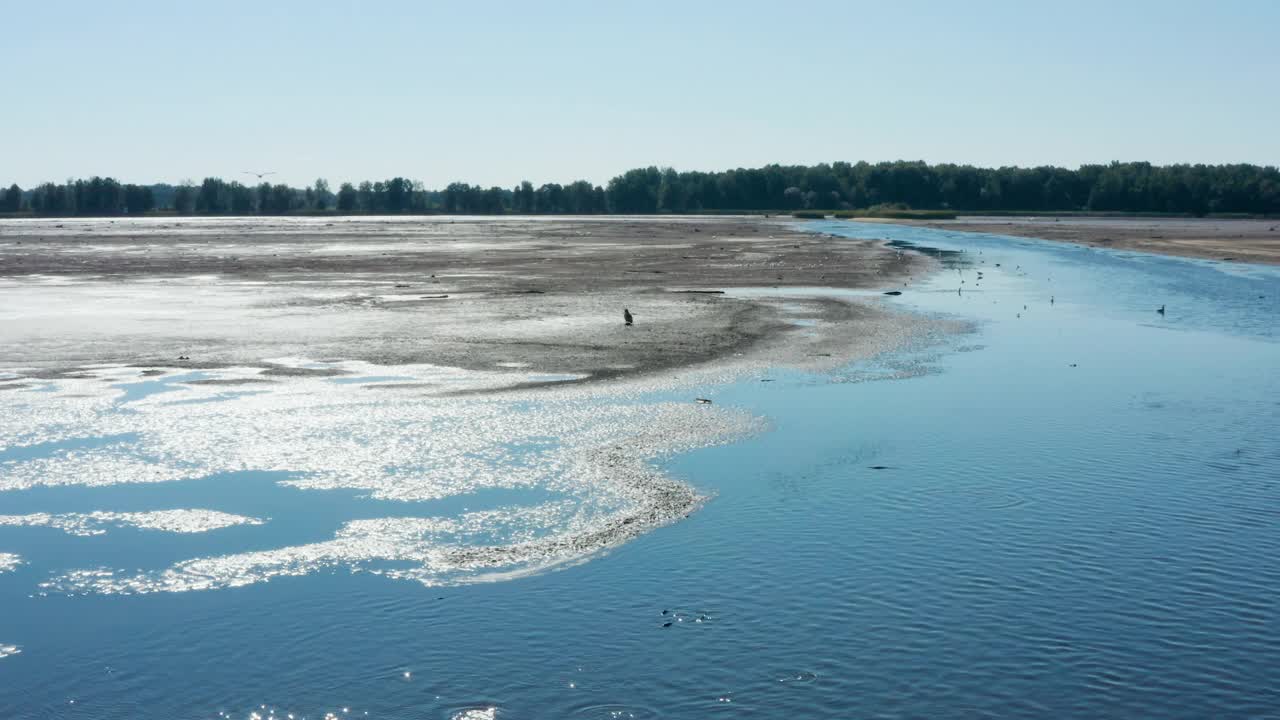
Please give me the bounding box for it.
[3,161,1278,217]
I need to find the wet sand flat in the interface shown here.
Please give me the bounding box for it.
[0,216,933,382]
[0,215,946,597]
[885,216,1280,265]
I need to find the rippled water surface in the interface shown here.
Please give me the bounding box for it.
[2,223,1279,718]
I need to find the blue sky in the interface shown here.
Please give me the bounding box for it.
[3,0,1277,188]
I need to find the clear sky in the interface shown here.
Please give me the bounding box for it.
[3,0,1277,188]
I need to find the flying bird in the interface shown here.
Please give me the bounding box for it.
[242,171,276,180]
[623,308,634,326]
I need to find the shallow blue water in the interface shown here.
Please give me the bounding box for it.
[2,224,1279,718]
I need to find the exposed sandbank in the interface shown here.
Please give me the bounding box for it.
[0,216,939,383]
[875,216,1280,265]
[0,216,958,590]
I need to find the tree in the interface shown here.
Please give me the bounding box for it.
[783,186,803,209]
[606,167,661,213]
[256,183,272,213]
[8,162,1280,218]
[267,184,294,214]
[226,183,253,214]
[2,184,21,212]
[535,183,565,213]
[478,186,503,213]
[196,178,228,214]
[173,182,196,214]
[657,168,685,212]
[443,182,470,213]
[313,179,332,210]
[123,184,155,214]
[336,183,357,212]
[385,177,412,213]
[514,180,534,213]
[565,180,599,213]
[357,181,375,213]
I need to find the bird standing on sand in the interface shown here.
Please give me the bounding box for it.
[623,308,634,326]
[1157,304,1166,315]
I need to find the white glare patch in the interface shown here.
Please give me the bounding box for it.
[0,510,265,537]
[0,553,21,573]
[0,452,204,492]
[5,361,762,594]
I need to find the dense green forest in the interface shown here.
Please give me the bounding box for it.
[3,161,1278,217]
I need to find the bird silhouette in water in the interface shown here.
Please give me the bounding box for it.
[1157,304,1166,315]
[623,308,634,326]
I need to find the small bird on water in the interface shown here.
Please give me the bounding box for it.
[1157,304,1166,315]
[623,308,634,326]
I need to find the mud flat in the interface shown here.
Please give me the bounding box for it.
[0,216,937,383]
[0,216,954,592]
[881,215,1280,265]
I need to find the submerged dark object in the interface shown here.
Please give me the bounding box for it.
[883,290,903,296]
[623,308,634,326]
